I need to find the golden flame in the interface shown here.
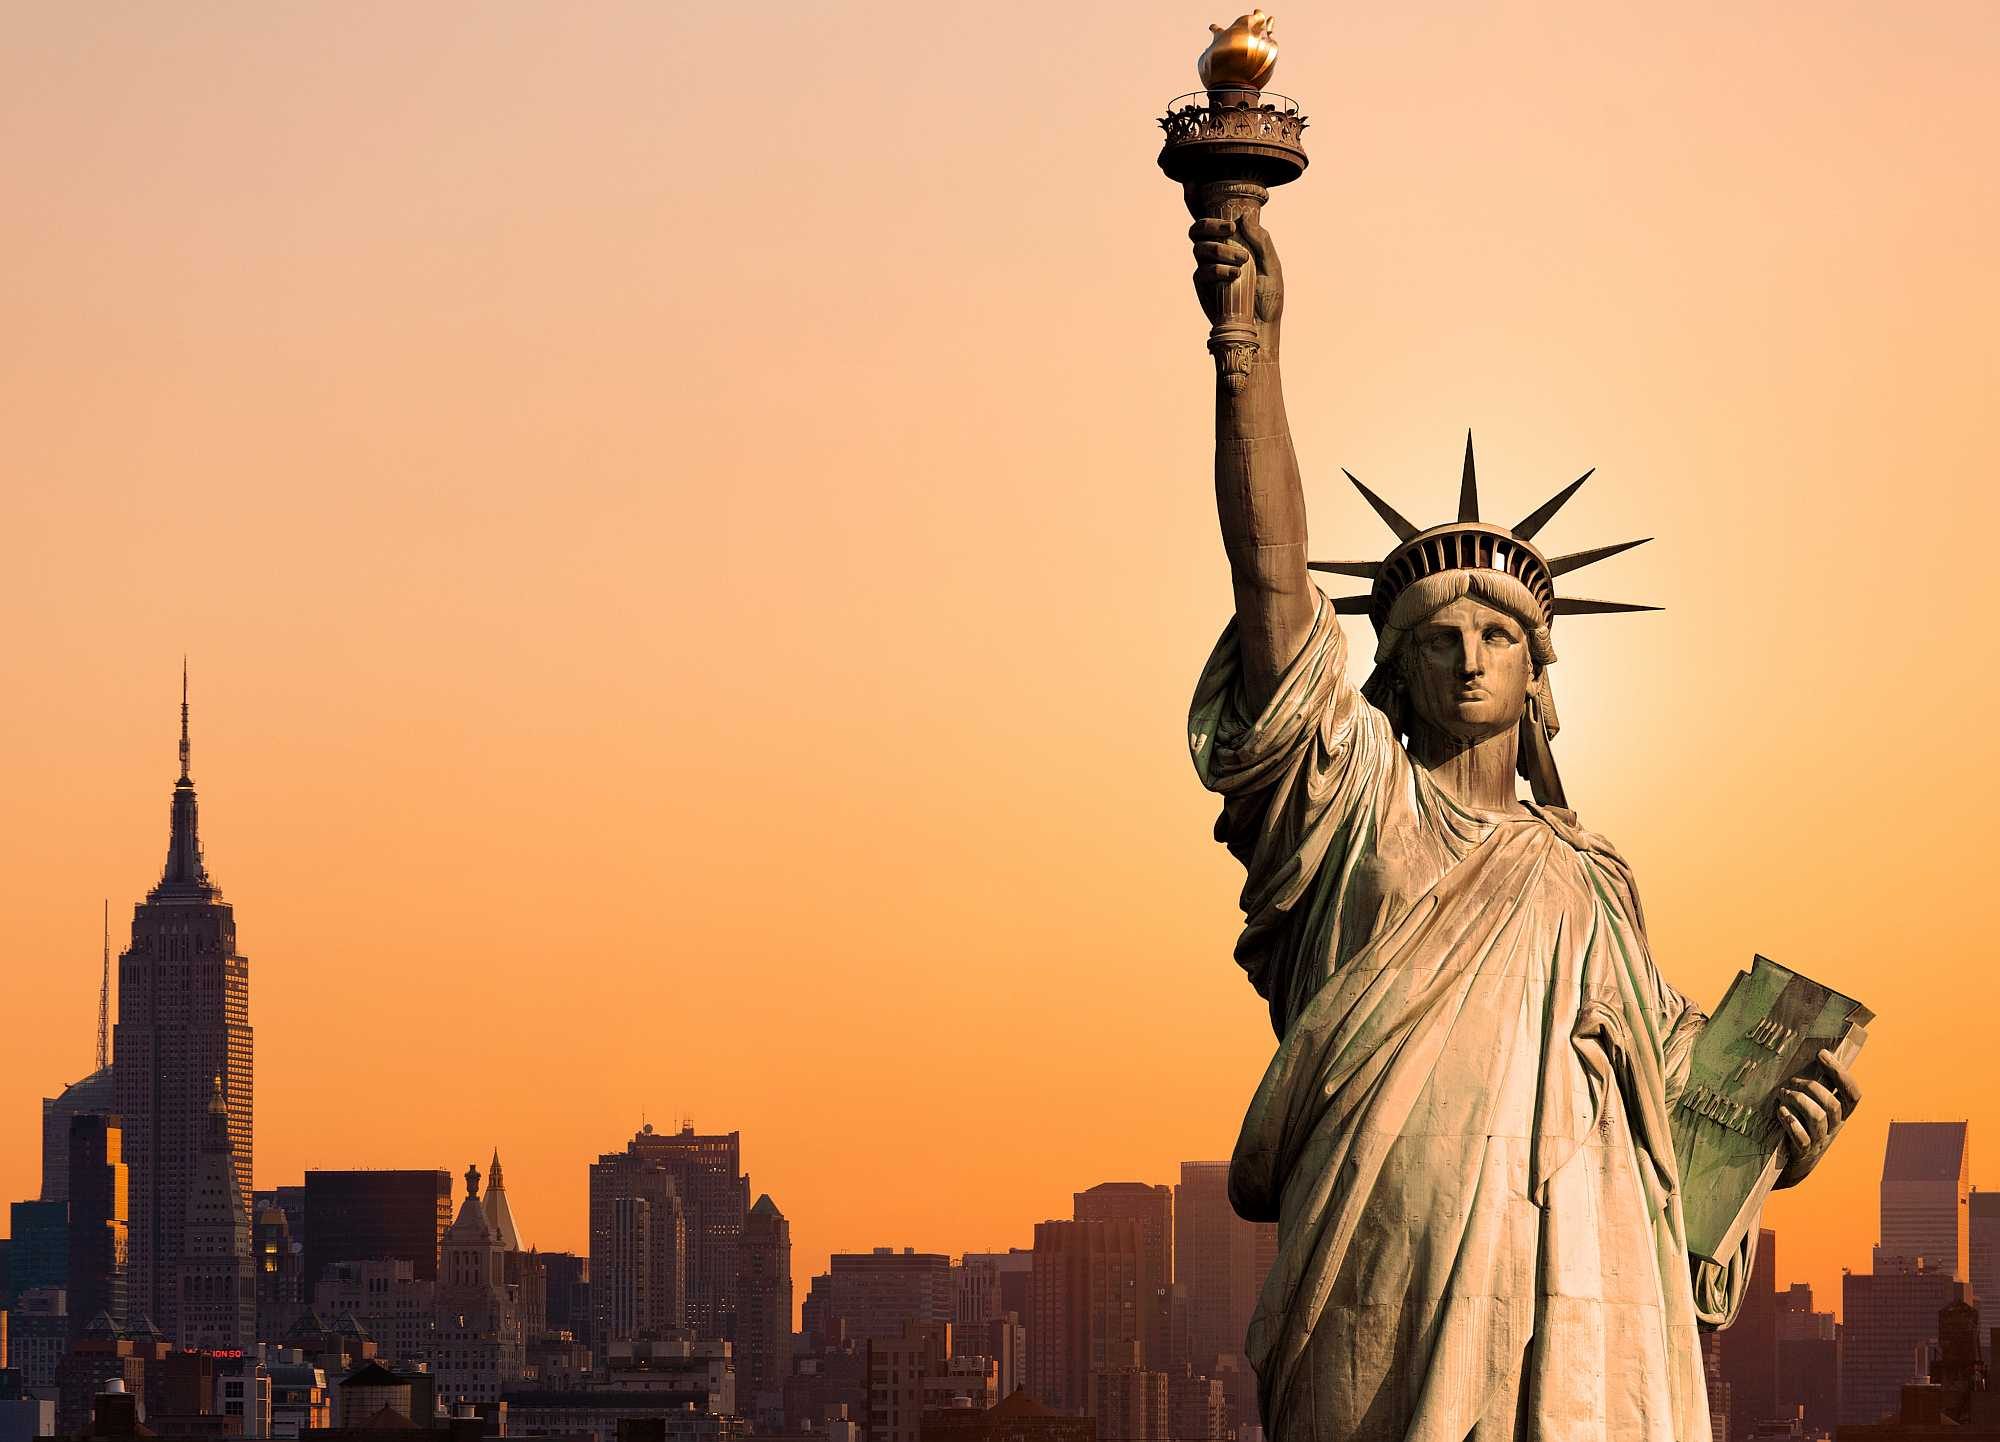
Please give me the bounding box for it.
[1198,11,1279,92]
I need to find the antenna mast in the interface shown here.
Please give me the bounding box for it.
[97,899,110,1073]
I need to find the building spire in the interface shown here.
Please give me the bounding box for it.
[97,899,110,1073]
[156,663,214,896]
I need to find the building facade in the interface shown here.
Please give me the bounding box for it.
[1172,1160,1274,1426]
[825,1250,954,1349]
[303,1170,454,1298]
[1970,1189,2000,1309]
[1842,1261,1963,1426]
[1028,1219,1142,1417]
[1073,1184,1173,1372]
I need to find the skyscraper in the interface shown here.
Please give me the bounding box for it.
[736,1194,794,1432]
[618,1124,749,1339]
[1716,1228,1777,1434]
[588,1137,687,1357]
[113,675,253,1338]
[1775,1282,1840,1439]
[1172,1163,1275,1381]
[1028,1219,1143,1416]
[65,1112,128,1338]
[1968,1188,2000,1308]
[1875,1121,1969,1279]
[1073,1184,1173,1372]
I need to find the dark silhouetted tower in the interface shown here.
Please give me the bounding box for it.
[736,1194,794,1431]
[65,1112,128,1339]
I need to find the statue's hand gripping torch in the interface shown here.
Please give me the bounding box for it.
[1158,11,1309,393]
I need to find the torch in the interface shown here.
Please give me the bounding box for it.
[1158,12,1309,393]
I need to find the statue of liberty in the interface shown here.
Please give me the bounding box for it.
[1176,29,1863,1439]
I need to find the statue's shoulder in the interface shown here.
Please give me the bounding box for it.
[1526,802,1631,870]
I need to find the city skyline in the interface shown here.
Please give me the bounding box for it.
[0,672,1984,1327]
[5,0,1997,1350]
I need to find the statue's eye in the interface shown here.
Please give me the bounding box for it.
[1484,627,1515,645]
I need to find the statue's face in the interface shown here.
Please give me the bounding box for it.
[1400,598,1533,742]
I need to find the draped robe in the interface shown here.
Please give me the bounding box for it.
[1189,596,1755,1442]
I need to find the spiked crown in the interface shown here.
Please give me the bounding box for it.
[1309,433,1657,638]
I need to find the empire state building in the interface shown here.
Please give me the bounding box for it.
[113,671,253,1339]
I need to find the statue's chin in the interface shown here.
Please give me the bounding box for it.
[1413,704,1522,745]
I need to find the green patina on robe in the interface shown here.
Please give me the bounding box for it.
[1190,596,1753,1442]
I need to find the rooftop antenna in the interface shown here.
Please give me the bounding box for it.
[179,657,191,783]
[97,899,111,1073]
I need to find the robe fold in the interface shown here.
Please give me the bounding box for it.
[1189,595,1755,1442]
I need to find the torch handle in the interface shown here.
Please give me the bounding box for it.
[1187,179,1270,394]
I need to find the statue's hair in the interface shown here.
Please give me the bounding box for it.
[1371,567,1557,671]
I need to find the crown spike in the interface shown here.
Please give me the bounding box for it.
[1546,537,1652,577]
[1307,560,1383,579]
[1549,597,1661,615]
[1343,470,1419,542]
[1514,469,1595,541]
[1331,595,1376,615]
[1457,431,1479,523]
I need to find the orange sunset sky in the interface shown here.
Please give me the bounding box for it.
[3,3,1997,1324]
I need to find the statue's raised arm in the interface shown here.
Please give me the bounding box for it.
[1189,211,1315,712]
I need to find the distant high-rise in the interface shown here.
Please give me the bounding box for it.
[65,1113,128,1339]
[588,1137,687,1357]
[6,1201,68,1298]
[1073,1183,1173,1372]
[1716,1228,1778,1434]
[41,1071,115,1206]
[40,912,119,1207]
[175,1079,254,1349]
[1028,1219,1142,1417]
[253,1200,305,1343]
[1841,1261,1962,1425]
[1969,1189,2000,1308]
[736,1194,794,1432]
[539,1251,589,1338]
[1775,1282,1840,1440]
[617,1124,749,1339]
[826,1249,954,1346]
[301,1170,454,1297]
[113,674,253,1338]
[1172,1163,1274,1387]
[1875,1121,1969,1280]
